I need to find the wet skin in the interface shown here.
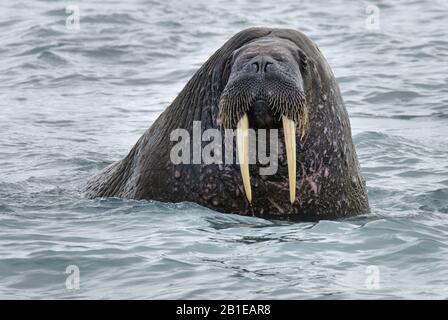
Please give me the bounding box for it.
[84,28,369,220]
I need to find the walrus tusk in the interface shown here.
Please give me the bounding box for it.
[282,116,296,204]
[237,114,252,203]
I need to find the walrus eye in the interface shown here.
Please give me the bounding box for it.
[271,54,285,63]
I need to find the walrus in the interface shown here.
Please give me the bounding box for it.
[84,27,369,220]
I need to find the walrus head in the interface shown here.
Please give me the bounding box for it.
[218,37,309,204]
[85,27,369,219]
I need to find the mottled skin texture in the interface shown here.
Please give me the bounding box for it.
[84,28,369,220]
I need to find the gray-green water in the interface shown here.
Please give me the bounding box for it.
[0,0,447,299]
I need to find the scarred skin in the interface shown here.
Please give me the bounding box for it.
[84,28,369,220]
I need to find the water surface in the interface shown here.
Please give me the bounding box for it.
[0,0,447,299]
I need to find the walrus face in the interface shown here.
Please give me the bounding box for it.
[219,37,309,205]
[219,38,308,129]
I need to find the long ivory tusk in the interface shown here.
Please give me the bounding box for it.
[282,116,296,204]
[237,114,252,203]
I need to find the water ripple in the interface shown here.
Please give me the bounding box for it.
[0,0,447,299]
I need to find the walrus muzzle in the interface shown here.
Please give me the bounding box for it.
[218,42,308,204]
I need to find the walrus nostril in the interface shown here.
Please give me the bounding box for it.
[252,61,260,73]
[250,56,276,74]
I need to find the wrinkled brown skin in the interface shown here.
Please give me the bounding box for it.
[84,28,369,220]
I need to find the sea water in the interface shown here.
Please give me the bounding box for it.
[0,0,447,299]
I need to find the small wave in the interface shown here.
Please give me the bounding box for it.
[37,51,70,66]
[81,13,142,25]
[20,25,65,39]
[78,47,129,59]
[0,19,21,29]
[355,131,428,154]
[363,90,423,104]
[48,73,100,85]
